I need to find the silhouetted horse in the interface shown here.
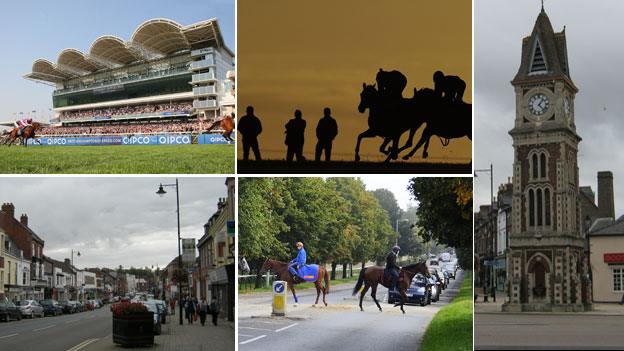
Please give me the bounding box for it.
[356,83,417,162]
[402,88,471,159]
[260,258,330,306]
[5,122,44,147]
[352,262,429,314]
[220,115,235,142]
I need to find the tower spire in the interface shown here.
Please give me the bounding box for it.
[541,0,544,12]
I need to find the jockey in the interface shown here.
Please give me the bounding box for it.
[288,242,306,282]
[14,117,33,136]
[386,245,401,291]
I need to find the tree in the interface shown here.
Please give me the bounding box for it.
[371,189,401,226]
[408,177,473,268]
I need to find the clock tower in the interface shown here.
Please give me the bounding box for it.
[503,7,592,312]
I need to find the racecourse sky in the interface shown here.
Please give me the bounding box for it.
[0,0,234,124]
[237,0,472,163]
[0,177,228,270]
[475,0,624,216]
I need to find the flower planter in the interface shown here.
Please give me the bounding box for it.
[112,312,154,347]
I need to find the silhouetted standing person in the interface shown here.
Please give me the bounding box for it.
[433,70,466,103]
[315,107,338,161]
[285,109,306,162]
[238,106,262,160]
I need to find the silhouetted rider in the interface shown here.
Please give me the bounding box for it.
[386,245,401,291]
[315,107,338,162]
[376,68,407,99]
[238,106,263,161]
[433,70,466,104]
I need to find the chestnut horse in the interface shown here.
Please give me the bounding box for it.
[352,262,429,314]
[5,122,44,147]
[260,258,330,306]
[220,115,235,142]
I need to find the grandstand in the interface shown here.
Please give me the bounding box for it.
[24,18,235,137]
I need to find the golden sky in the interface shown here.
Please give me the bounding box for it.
[237,0,472,162]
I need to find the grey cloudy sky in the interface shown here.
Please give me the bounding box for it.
[0,177,227,270]
[475,0,624,216]
[360,176,417,211]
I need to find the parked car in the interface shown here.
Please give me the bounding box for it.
[141,301,162,335]
[69,301,83,312]
[18,300,45,318]
[95,299,103,309]
[40,299,63,316]
[59,300,75,314]
[388,274,431,306]
[0,300,22,321]
[148,299,167,324]
[428,276,441,302]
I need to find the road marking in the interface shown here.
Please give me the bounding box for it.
[0,333,18,339]
[239,334,254,337]
[33,324,56,331]
[275,323,298,332]
[239,326,273,331]
[67,338,99,351]
[65,319,81,324]
[239,335,266,345]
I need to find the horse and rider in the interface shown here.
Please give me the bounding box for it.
[352,244,430,314]
[355,68,471,162]
[2,117,43,147]
[261,242,329,306]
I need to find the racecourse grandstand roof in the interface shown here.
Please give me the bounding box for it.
[25,18,232,84]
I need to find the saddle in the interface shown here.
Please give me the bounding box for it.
[292,264,319,282]
[383,268,404,287]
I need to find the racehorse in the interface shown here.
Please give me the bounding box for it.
[260,258,330,306]
[355,83,418,162]
[352,262,429,314]
[239,256,250,275]
[220,115,235,143]
[402,88,472,159]
[5,122,44,147]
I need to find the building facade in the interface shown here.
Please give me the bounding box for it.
[503,8,591,312]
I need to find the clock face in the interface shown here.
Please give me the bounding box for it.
[528,93,550,116]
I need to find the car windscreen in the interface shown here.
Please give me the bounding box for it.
[18,301,30,306]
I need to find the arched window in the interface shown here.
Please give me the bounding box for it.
[544,188,551,226]
[537,189,543,226]
[532,154,539,179]
[529,189,535,226]
[540,153,547,179]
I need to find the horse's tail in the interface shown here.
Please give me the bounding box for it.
[323,267,330,294]
[352,267,367,296]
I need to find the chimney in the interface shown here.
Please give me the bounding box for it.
[20,214,28,227]
[1,203,15,217]
[597,171,615,219]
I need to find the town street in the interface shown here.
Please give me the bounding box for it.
[239,270,465,351]
[475,312,624,350]
[0,307,109,351]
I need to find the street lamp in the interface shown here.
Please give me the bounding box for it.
[156,178,184,325]
[475,163,494,302]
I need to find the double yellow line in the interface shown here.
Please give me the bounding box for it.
[66,338,99,351]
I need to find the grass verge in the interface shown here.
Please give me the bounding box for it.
[420,271,473,351]
[0,144,234,174]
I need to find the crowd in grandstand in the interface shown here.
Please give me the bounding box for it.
[39,120,212,136]
[60,102,193,121]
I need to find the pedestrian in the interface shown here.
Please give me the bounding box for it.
[185,297,195,324]
[284,109,306,162]
[314,107,338,161]
[210,296,220,326]
[199,297,208,326]
[238,105,263,161]
[620,292,624,305]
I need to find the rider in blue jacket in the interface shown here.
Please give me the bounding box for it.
[289,242,306,281]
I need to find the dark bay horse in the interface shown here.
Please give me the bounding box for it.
[6,122,44,147]
[402,88,472,159]
[260,258,330,306]
[355,83,419,162]
[352,262,429,314]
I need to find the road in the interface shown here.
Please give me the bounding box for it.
[239,270,465,351]
[475,313,624,350]
[0,307,110,351]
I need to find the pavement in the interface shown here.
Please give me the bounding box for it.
[475,298,624,315]
[85,313,234,351]
[238,270,466,351]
